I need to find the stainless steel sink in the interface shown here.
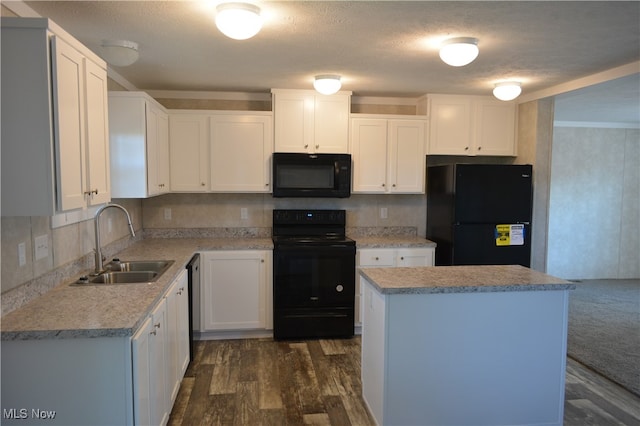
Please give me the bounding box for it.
[105,259,174,274]
[72,259,174,285]
[88,271,159,284]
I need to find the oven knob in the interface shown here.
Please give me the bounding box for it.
[336,284,344,292]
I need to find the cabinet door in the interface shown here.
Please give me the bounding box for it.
[131,316,152,426]
[474,99,516,156]
[314,94,350,153]
[210,114,272,192]
[146,103,161,196]
[175,271,190,378]
[169,113,209,191]
[149,298,168,426]
[388,119,426,193]
[201,251,267,331]
[273,92,314,153]
[52,36,87,211]
[164,279,180,405]
[351,118,388,193]
[427,95,472,155]
[84,59,111,206]
[396,248,435,267]
[157,110,171,192]
[165,269,190,406]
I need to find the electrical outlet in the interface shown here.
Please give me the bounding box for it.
[164,208,172,220]
[34,234,48,260]
[240,208,249,220]
[18,242,26,266]
[380,207,388,219]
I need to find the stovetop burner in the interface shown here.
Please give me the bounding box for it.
[272,209,355,247]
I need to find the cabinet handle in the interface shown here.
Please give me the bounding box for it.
[150,330,157,336]
[261,259,264,263]
[304,144,309,148]
[315,144,319,149]
[465,147,469,151]
[201,182,206,186]
[265,183,269,187]
[154,322,161,329]
[477,146,482,151]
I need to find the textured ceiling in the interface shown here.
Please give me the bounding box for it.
[15,1,640,122]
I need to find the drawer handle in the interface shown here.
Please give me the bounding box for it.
[150,330,157,336]
[154,322,161,329]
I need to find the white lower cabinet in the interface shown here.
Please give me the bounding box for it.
[132,269,189,426]
[356,247,434,325]
[200,251,272,331]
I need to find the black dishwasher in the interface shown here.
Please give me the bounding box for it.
[186,254,200,361]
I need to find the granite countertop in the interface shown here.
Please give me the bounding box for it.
[359,264,575,295]
[353,235,436,248]
[1,234,433,341]
[1,238,273,341]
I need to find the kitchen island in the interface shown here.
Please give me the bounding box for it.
[359,264,575,426]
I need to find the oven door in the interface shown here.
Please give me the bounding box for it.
[273,244,356,309]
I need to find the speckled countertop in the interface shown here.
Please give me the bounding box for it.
[1,235,435,341]
[0,238,272,341]
[351,235,436,248]
[359,264,575,295]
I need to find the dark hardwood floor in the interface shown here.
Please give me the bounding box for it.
[169,337,640,426]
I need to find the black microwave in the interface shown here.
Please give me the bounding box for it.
[272,152,351,198]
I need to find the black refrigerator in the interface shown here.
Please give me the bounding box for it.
[426,164,533,267]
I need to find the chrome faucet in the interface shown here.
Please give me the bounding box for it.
[94,203,135,274]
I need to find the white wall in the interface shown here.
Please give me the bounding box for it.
[547,127,639,279]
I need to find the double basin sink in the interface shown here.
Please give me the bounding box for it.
[74,259,174,285]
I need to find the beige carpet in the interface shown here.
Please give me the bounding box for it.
[567,279,640,396]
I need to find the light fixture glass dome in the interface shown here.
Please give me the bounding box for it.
[493,81,522,101]
[215,2,263,40]
[313,75,342,95]
[439,37,479,67]
[100,40,139,67]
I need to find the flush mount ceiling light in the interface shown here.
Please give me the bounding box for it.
[215,2,263,40]
[493,81,522,101]
[100,40,139,67]
[439,37,479,67]
[313,75,342,95]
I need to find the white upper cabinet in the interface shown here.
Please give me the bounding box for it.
[425,94,516,156]
[1,18,110,215]
[351,115,427,194]
[168,111,273,193]
[109,92,170,198]
[169,112,210,192]
[272,89,351,153]
[210,112,273,192]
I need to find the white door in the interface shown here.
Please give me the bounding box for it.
[52,36,87,211]
[351,118,388,193]
[169,113,209,191]
[388,119,425,193]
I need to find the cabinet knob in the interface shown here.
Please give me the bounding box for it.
[465,147,469,151]
[315,144,319,149]
[201,182,205,186]
[392,184,396,187]
[304,144,309,148]
[477,146,482,151]
[381,183,385,187]
[375,257,379,260]
[400,257,405,260]
[265,183,269,186]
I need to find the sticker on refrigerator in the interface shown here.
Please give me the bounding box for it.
[495,224,525,246]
